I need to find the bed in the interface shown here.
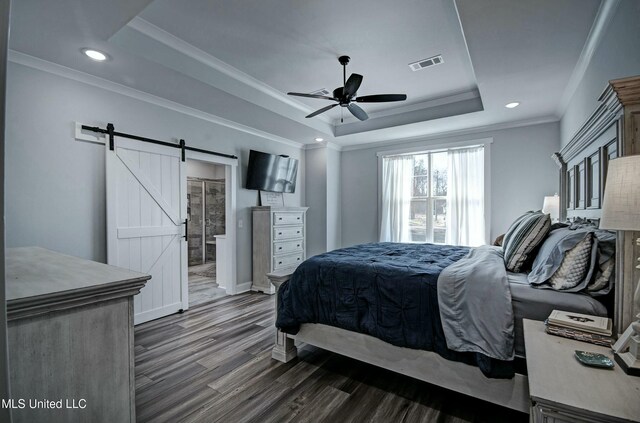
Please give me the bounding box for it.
[268,76,640,414]
[269,240,610,412]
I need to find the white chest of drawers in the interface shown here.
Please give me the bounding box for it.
[251,206,308,294]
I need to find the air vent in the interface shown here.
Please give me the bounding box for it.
[310,88,331,96]
[409,55,444,72]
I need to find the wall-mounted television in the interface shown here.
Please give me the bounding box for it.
[245,150,298,193]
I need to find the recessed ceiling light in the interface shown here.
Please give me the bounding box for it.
[505,102,520,109]
[314,137,324,142]
[82,48,108,62]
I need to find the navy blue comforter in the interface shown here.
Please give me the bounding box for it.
[276,242,514,378]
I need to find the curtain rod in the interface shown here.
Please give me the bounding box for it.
[81,124,238,161]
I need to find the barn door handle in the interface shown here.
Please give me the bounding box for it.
[183,219,188,241]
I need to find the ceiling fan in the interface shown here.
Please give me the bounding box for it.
[287,55,407,122]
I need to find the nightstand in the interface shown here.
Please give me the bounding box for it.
[524,319,640,423]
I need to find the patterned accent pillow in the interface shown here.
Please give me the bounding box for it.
[503,211,551,272]
[549,233,593,290]
[588,257,615,292]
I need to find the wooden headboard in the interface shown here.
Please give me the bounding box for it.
[553,75,640,334]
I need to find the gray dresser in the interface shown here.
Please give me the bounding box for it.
[6,247,150,423]
[251,206,308,294]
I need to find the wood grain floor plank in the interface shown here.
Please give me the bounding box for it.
[323,381,387,423]
[135,292,528,423]
[275,349,332,389]
[259,361,353,423]
[135,374,155,391]
[288,385,351,423]
[136,352,254,410]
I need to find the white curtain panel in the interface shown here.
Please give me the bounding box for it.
[446,147,485,246]
[380,155,414,242]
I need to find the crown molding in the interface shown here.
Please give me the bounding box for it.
[556,0,620,117]
[8,50,305,149]
[126,18,333,127]
[338,115,559,152]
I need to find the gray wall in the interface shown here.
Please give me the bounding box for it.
[5,62,304,286]
[186,160,225,180]
[304,147,327,257]
[341,122,560,247]
[0,0,10,421]
[303,145,342,257]
[560,0,640,147]
[326,147,341,251]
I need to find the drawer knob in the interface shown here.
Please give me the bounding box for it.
[297,244,300,247]
[278,232,282,235]
[278,217,282,220]
[297,217,300,220]
[278,261,282,265]
[278,247,282,250]
[297,258,300,261]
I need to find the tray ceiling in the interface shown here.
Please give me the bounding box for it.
[8,0,602,147]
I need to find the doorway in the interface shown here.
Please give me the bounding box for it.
[97,121,238,324]
[186,161,228,306]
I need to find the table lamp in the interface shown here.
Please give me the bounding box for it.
[600,155,640,376]
[542,194,560,222]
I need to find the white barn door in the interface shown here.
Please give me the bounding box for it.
[106,137,188,324]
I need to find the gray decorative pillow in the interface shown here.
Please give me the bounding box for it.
[549,233,593,290]
[588,257,615,293]
[503,211,551,273]
[528,228,592,285]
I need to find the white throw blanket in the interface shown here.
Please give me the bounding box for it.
[437,245,515,360]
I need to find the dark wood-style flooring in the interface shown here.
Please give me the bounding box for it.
[188,263,227,306]
[134,293,528,423]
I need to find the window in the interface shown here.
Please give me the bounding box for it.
[379,144,487,246]
[409,152,448,243]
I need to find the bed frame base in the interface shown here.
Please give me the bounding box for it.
[268,271,530,414]
[272,327,297,362]
[273,324,529,414]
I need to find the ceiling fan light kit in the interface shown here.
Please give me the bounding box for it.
[287,55,407,122]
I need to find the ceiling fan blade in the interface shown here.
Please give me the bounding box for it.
[306,103,338,118]
[356,94,407,103]
[288,92,337,101]
[347,103,369,121]
[343,74,363,98]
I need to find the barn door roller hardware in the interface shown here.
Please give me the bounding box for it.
[81,123,238,161]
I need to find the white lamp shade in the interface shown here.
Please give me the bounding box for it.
[600,155,640,231]
[542,195,559,220]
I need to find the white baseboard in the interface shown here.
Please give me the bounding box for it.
[235,281,252,294]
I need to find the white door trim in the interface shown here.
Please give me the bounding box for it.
[186,149,238,295]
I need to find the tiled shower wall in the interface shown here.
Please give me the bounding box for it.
[187,179,225,266]
[205,180,225,262]
[187,180,203,265]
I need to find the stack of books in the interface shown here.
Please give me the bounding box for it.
[545,310,614,347]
